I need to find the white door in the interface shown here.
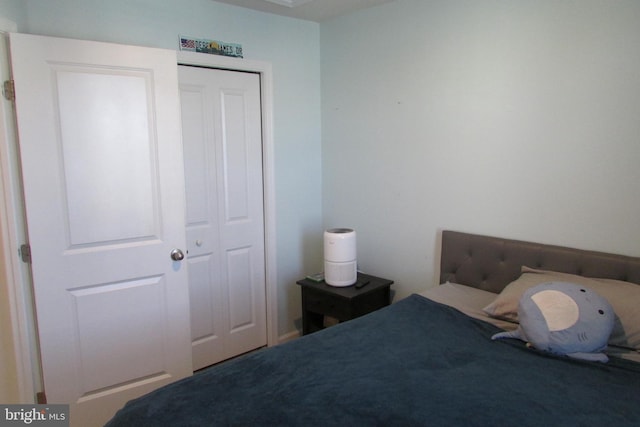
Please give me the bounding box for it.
[178,66,266,370]
[9,33,192,426]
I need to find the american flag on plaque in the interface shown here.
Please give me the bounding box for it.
[179,36,243,58]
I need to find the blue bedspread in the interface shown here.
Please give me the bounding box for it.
[106,294,640,426]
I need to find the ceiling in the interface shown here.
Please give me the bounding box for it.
[213,0,397,22]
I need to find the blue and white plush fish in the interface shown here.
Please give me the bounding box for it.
[492,281,615,362]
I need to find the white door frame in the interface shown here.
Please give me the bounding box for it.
[177,51,278,349]
[0,44,278,402]
[0,23,40,404]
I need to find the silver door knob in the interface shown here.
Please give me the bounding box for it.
[170,248,185,261]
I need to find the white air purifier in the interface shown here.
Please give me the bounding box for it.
[324,228,357,287]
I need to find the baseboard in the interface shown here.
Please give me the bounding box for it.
[277,329,300,345]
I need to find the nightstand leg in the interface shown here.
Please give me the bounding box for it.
[302,310,324,335]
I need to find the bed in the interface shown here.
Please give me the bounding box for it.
[106,230,640,426]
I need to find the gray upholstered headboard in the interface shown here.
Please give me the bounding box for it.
[439,230,640,294]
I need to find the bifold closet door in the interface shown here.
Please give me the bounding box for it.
[178,66,267,370]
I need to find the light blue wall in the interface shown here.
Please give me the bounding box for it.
[1,0,323,336]
[321,0,640,300]
[0,0,24,27]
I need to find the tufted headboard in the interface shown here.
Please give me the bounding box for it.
[439,230,640,294]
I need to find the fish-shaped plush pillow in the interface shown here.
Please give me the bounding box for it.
[492,281,615,362]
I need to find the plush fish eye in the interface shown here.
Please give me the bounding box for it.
[598,309,604,315]
[580,289,586,293]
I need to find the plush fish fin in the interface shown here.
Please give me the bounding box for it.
[566,352,609,363]
[491,330,521,341]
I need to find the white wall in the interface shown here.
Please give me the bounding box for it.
[0,0,323,336]
[321,0,640,300]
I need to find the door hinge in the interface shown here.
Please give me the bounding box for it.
[36,391,47,404]
[3,80,15,101]
[19,243,31,263]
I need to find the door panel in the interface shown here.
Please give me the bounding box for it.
[71,276,166,392]
[222,90,251,220]
[188,254,225,366]
[9,33,192,427]
[179,66,266,370]
[56,69,158,245]
[227,247,253,329]
[180,79,225,369]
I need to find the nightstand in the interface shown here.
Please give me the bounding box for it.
[296,273,394,335]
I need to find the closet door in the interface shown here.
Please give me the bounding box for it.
[9,33,192,426]
[179,66,266,370]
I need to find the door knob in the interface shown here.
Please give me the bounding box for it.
[170,248,185,261]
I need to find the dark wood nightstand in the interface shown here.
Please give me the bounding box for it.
[296,273,393,335]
